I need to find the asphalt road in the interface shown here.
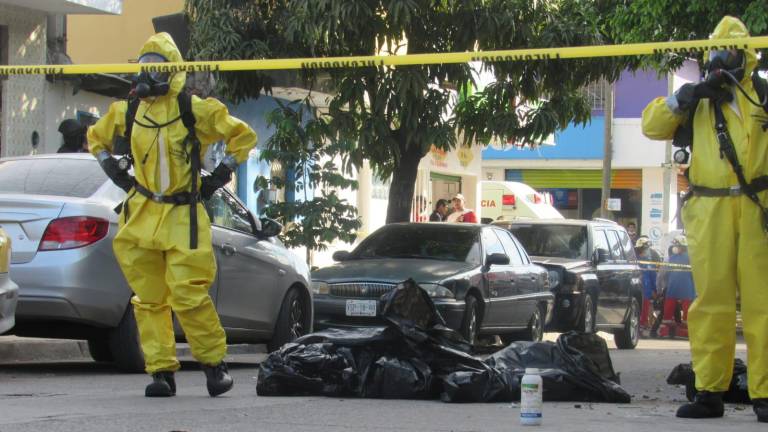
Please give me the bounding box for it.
[0,334,759,432]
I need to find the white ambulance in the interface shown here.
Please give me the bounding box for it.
[479,181,564,223]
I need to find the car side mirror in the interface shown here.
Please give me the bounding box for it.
[332,250,351,262]
[485,252,510,270]
[259,217,283,238]
[593,248,610,265]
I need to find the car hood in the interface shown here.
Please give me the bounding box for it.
[312,258,475,284]
[530,256,591,271]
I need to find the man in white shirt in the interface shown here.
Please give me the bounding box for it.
[446,194,478,223]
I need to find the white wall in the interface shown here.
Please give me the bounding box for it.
[641,167,677,249]
[612,118,667,168]
[0,4,47,157]
[44,80,114,153]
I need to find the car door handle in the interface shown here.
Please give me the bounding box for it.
[221,244,236,256]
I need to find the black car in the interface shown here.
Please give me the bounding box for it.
[494,218,642,349]
[311,223,554,345]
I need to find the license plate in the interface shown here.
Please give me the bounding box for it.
[345,300,377,317]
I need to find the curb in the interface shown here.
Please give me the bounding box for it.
[0,336,265,363]
[0,337,90,363]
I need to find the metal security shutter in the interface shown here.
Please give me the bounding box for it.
[508,169,642,189]
[612,170,643,189]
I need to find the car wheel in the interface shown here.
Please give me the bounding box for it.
[460,295,479,346]
[579,294,596,334]
[107,304,145,373]
[267,287,308,353]
[87,338,114,362]
[500,304,545,345]
[614,297,640,350]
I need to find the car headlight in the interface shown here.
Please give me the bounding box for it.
[547,270,560,289]
[312,281,329,295]
[420,283,454,299]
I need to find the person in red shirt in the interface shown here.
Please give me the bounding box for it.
[446,193,477,223]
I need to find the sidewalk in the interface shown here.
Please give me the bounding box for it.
[0,336,265,364]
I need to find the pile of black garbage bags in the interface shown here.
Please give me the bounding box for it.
[257,279,631,403]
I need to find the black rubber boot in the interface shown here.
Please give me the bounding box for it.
[145,371,176,397]
[754,399,768,423]
[676,391,724,419]
[202,362,233,397]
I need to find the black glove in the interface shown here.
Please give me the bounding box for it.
[201,163,233,200]
[99,157,135,193]
[674,81,733,112]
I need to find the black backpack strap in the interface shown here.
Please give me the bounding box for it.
[713,103,768,233]
[177,91,201,249]
[124,97,141,141]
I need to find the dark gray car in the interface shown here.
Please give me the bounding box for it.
[494,218,642,349]
[312,223,553,345]
[0,154,313,371]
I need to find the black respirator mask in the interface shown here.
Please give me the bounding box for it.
[134,52,171,98]
[705,49,745,87]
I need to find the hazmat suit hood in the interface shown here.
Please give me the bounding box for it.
[710,16,756,85]
[138,32,186,96]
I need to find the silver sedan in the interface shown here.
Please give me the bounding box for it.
[0,154,312,371]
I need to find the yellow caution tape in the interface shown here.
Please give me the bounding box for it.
[637,260,692,271]
[1,36,767,76]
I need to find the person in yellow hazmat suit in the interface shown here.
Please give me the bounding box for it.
[88,33,257,397]
[642,16,768,422]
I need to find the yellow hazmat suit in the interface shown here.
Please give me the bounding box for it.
[88,33,257,374]
[642,16,768,398]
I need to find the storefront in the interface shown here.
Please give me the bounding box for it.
[503,168,643,227]
[410,144,482,222]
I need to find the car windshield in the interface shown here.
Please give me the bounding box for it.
[352,225,479,263]
[0,158,106,198]
[510,224,589,260]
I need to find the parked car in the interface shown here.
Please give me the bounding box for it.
[0,154,312,371]
[312,223,554,345]
[0,227,19,334]
[494,218,642,349]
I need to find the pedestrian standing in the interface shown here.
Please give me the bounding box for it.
[429,199,448,222]
[657,237,695,339]
[635,236,661,336]
[446,194,477,223]
[89,33,257,398]
[642,16,768,422]
[56,119,88,153]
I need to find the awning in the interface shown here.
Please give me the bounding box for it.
[506,169,643,190]
[46,73,131,99]
[430,172,462,182]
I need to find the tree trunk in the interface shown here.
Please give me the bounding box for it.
[385,146,424,224]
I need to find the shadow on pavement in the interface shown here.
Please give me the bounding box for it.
[0,359,260,375]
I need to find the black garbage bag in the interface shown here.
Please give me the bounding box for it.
[361,356,435,399]
[667,359,750,404]
[257,278,630,403]
[441,333,631,403]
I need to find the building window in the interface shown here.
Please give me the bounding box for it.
[581,79,607,111]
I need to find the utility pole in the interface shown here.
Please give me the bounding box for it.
[600,81,614,219]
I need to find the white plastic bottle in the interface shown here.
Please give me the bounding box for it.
[520,368,543,426]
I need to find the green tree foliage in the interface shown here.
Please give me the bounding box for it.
[611,0,768,71]
[256,98,361,264]
[187,0,636,223]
